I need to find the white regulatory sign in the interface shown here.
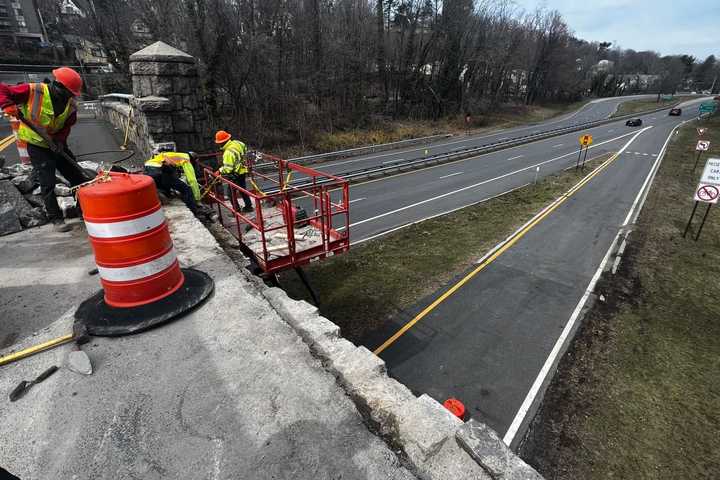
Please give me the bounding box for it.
[696,140,711,152]
[699,158,720,185]
[694,183,720,204]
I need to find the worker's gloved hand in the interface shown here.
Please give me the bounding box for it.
[2,104,19,117]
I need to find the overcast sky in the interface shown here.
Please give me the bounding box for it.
[511,0,720,60]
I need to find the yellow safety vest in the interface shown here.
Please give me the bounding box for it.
[219,139,248,175]
[17,83,75,148]
[144,152,201,201]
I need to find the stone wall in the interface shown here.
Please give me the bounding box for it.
[98,41,208,160]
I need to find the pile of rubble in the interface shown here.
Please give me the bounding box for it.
[0,158,99,236]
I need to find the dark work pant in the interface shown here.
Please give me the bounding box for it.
[28,143,87,221]
[144,166,198,213]
[225,172,252,209]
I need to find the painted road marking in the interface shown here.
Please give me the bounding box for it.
[348,197,366,204]
[0,134,15,151]
[383,158,404,164]
[552,143,564,148]
[438,171,463,179]
[372,127,652,357]
[507,155,524,161]
[608,129,614,133]
[352,184,531,246]
[504,119,690,448]
[346,130,645,230]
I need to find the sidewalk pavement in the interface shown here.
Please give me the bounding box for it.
[0,202,416,479]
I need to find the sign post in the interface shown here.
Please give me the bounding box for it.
[577,134,593,170]
[684,157,720,240]
[693,140,711,171]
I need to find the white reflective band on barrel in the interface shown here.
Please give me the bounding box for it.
[97,248,178,282]
[85,208,165,238]
[17,147,28,156]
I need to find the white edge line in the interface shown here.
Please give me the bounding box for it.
[348,197,366,204]
[502,125,653,447]
[351,184,531,246]
[347,130,644,229]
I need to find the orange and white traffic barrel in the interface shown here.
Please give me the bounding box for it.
[74,171,213,336]
[9,117,30,164]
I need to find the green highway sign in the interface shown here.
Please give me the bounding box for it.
[699,103,716,114]
[661,95,673,101]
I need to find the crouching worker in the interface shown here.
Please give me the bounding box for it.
[144,144,211,218]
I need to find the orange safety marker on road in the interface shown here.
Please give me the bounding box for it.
[443,398,466,420]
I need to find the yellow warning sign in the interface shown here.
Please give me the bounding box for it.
[579,134,593,146]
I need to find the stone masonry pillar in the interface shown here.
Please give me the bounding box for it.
[128,41,207,155]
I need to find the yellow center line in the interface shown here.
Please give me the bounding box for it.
[0,134,15,151]
[373,150,621,356]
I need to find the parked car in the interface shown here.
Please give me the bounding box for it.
[669,108,682,116]
[626,118,643,127]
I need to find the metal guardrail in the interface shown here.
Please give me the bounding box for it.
[285,133,454,166]
[269,102,682,193]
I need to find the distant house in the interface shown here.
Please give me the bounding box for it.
[60,0,84,17]
[0,0,46,48]
[63,33,107,64]
[593,59,614,73]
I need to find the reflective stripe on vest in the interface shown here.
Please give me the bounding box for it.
[17,83,76,148]
[221,140,248,175]
[144,152,201,201]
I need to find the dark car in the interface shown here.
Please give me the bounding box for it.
[669,108,682,116]
[626,118,643,127]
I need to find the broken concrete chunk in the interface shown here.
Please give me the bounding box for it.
[18,207,47,228]
[57,196,78,218]
[0,202,22,236]
[23,194,44,208]
[12,174,35,194]
[54,184,73,196]
[6,163,32,176]
[66,350,93,375]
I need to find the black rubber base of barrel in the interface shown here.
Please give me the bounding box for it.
[74,268,214,337]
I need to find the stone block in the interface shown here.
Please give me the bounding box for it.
[182,94,198,110]
[135,96,172,112]
[130,61,179,76]
[11,174,35,194]
[130,41,195,64]
[132,75,154,98]
[57,196,78,219]
[0,202,21,236]
[456,419,544,480]
[19,206,47,228]
[396,394,461,462]
[173,76,192,94]
[152,77,174,96]
[54,184,72,197]
[145,115,173,134]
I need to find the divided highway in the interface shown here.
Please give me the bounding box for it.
[338,100,702,243]
[303,94,656,177]
[362,97,709,448]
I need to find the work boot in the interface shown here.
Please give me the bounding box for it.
[52,218,72,232]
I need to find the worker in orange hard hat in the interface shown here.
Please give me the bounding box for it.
[0,67,84,232]
[214,130,253,212]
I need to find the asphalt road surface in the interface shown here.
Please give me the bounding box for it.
[363,97,709,447]
[337,99,704,243]
[303,94,657,178]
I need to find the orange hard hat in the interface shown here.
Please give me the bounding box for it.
[52,67,83,96]
[215,130,232,144]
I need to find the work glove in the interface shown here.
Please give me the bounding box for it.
[2,104,18,118]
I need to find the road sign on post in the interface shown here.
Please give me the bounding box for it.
[579,134,593,146]
[696,140,711,151]
[576,134,592,170]
[697,128,707,136]
[699,102,716,115]
[685,157,720,240]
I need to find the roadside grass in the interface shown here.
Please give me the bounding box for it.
[275,100,592,159]
[611,95,690,117]
[279,152,612,344]
[521,114,720,479]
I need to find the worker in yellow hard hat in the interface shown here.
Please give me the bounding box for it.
[214,130,253,212]
[0,67,84,232]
